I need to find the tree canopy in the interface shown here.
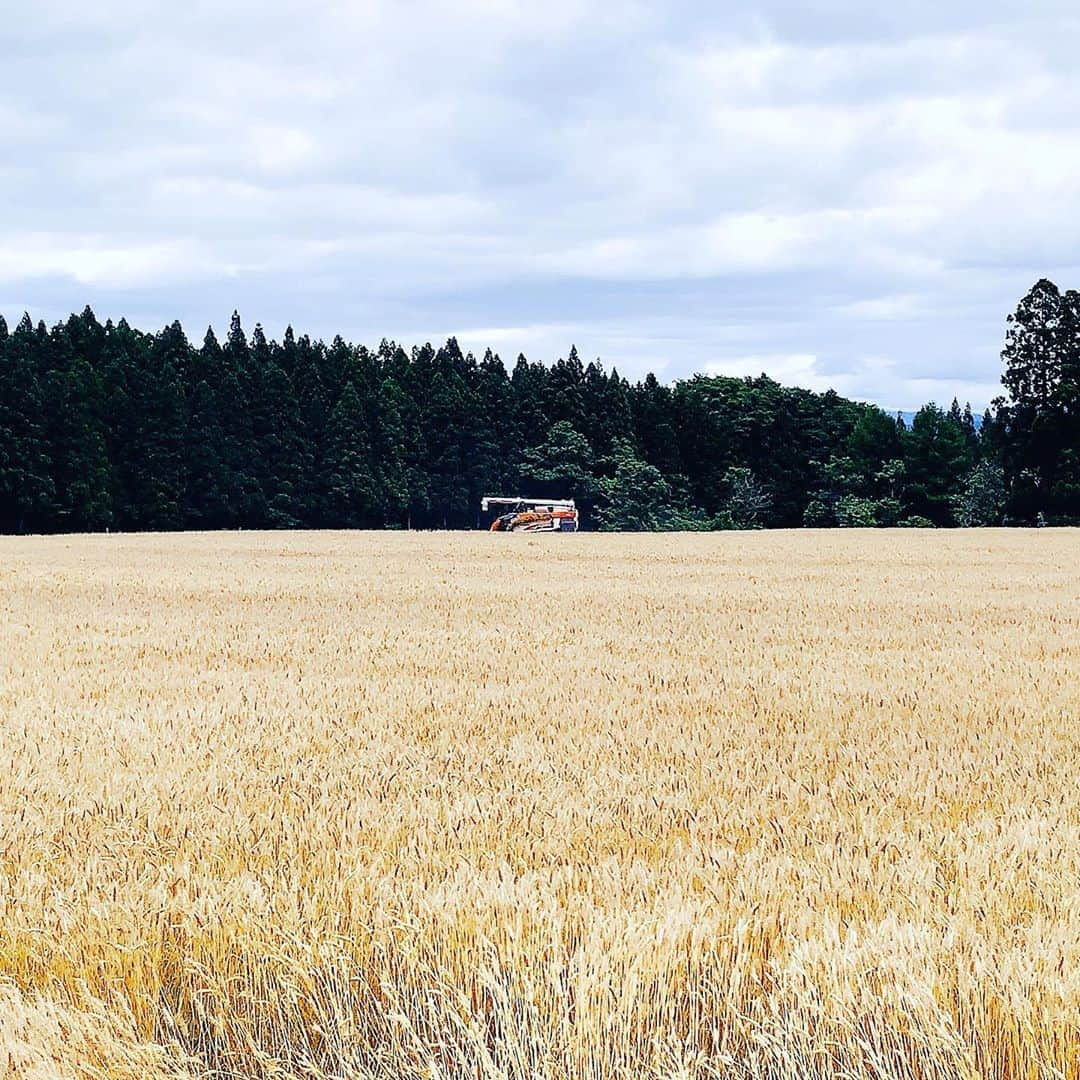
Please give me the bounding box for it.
[0,284,1076,533]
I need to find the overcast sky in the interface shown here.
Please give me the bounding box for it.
[3,1,1079,409]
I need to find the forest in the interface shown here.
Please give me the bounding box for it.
[0,279,1077,533]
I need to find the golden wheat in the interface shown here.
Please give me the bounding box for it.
[1,530,1078,1079]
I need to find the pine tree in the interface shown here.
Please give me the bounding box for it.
[847,407,903,477]
[997,280,1068,519]
[125,322,187,530]
[604,368,636,448]
[291,333,328,525]
[222,312,265,526]
[631,373,682,476]
[510,354,548,452]
[40,315,113,531]
[248,324,302,527]
[181,328,232,528]
[323,380,377,526]
[424,359,470,528]
[55,354,113,530]
[471,350,519,498]
[903,404,974,525]
[1001,280,1062,411]
[371,376,411,525]
[0,314,53,532]
[544,346,587,430]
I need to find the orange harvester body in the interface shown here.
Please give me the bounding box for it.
[483,498,579,532]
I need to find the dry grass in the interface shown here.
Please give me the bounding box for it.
[1,529,1078,1079]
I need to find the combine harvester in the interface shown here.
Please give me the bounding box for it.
[482,497,579,532]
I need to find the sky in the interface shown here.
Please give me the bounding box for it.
[2,1,1079,410]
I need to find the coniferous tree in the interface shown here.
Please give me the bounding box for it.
[903,404,974,525]
[459,349,518,513]
[545,346,588,431]
[997,279,1071,519]
[424,348,471,528]
[40,315,113,531]
[222,311,264,526]
[847,407,903,478]
[370,376,411,526]
[98,318,142,527]
[182,328,233,528]
[0,315,54,532]
[323,380,377,526]
[124,322,186,529]
[2,282,1076,534]
[53,355,112,530]
[290,332,329,525]
[249,324,303,526]
[511,354,548,452]
[631,373,682,477]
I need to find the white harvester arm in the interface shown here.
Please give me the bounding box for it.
[481,496,576,512]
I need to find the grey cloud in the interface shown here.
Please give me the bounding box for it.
[3,0,1079,409]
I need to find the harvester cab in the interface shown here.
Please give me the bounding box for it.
[481,497,579,532]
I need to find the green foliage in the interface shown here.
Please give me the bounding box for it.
[951,460,1006,527]
[995,280,1080,521]
[322,381,377,527]
[803,453,910,528]
[0,315,54,532]
[593,440,707,531]
[718,467,772,529]
[672,374,863,526]
[0,283,1073,533]
[903,404,973,525]
[847,408,903,475]
[834,495,880,528]
[519,421,594,500]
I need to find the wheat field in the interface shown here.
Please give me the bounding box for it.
[1,530,1078,1079]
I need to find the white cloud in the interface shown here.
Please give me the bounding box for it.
[705,352,999,410]
[833,294,923,320]
[705,352,826,385]
[2,0,1077,406]
[0,235,208,287]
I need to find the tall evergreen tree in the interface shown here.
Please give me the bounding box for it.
[631,373,682,477]
[124,321,187,530]
[511,354,549,452]
[322,380,377,526]
[2,282,1075,535]
[39,314,113,531]
[249,323,303,526]
[545,346,588,431]
[997,279,1073,519]
[182,328,233,528]
[423,349,471,528]
[903,404,974,525]
[221,311,265,526]
[0,315,54,532]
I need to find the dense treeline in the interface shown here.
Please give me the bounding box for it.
[0,280,1077,533]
